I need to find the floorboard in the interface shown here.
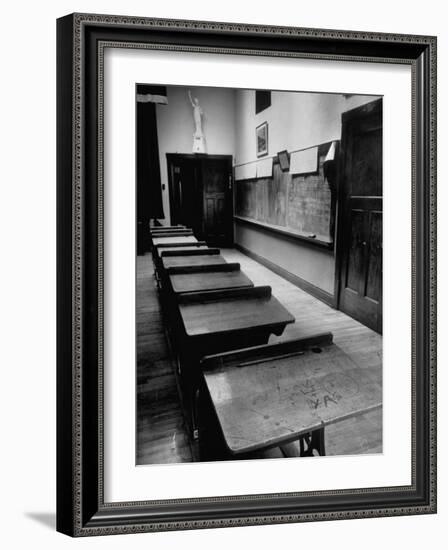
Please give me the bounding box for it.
[137,253,193,464]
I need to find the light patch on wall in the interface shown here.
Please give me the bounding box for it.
[235,163,256,180]
[290,146,318,175]
[256,157,273,178]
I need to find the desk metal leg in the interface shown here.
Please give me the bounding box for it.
[315,427,326,456]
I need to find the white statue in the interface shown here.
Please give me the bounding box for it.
[188,90,206,153]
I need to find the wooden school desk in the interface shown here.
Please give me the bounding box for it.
[175,286,295,436]
[152,235,198,247]
[151,237,201,286]
[159,250,226,294]
[164,263,254,334]
[153,242,208,281]
[161,250,226,271]
[168,263,254,295]
[150,226,186,232]
[153,241,207,263]
[150,226,191,232]
[150,228,192,236]
[151,230,194,242]
[156,242,208,257]
[199,333,382,460]
[150,224,186,232]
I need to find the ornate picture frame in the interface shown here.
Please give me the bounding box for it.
[56,13,437,536]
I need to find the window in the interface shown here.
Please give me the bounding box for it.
[255,90,271,114]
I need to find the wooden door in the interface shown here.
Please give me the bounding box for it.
[167,155,233,246]
[337,99,382,333]
[167,156,203,237]
[201,157,233,246]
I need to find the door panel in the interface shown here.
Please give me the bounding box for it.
[338,99,383,333]
[201,157,233,246]
[350,128,382,196]
[365,211,382,303]
[346,210,367,293]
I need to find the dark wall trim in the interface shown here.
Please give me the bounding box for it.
[234,216,333,250]
[235,243,335,307]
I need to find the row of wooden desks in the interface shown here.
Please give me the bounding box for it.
[149,233,382,461]
[152,236,296,446]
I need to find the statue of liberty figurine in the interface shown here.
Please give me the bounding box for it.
[188,90,206,153]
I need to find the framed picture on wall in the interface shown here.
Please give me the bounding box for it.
[56,13,437,537]
[256,121,269,157]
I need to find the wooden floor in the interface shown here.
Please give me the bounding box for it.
[136,254,193,464]
[136,248,382,465]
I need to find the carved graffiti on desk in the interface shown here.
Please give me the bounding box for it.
[295,372,359,411]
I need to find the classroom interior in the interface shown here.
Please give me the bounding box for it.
[136,85,383,464]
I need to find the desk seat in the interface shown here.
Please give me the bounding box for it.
[169,264,253,295]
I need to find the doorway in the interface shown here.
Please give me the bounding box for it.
[336,99,383,334]
[166,154,233,246]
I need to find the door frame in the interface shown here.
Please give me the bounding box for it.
[166,153,234,242]
[333,98,383,321]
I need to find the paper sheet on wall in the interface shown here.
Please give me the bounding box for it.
[256,157,273,178]
[290,147,318,175]
[324,141,337,162]
[234,163,257,180]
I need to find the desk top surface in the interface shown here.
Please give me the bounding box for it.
[170,269,253,294]
[179,289,295,338]
[203,343,382,454]
[162,254,226,270]
[152,236,198,246]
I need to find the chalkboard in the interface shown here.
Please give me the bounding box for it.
[235,143,334,242]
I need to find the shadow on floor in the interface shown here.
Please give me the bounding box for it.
[25,512,56,530]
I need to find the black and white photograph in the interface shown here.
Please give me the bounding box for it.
[0,0,442,544]
[136,85,383,465]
